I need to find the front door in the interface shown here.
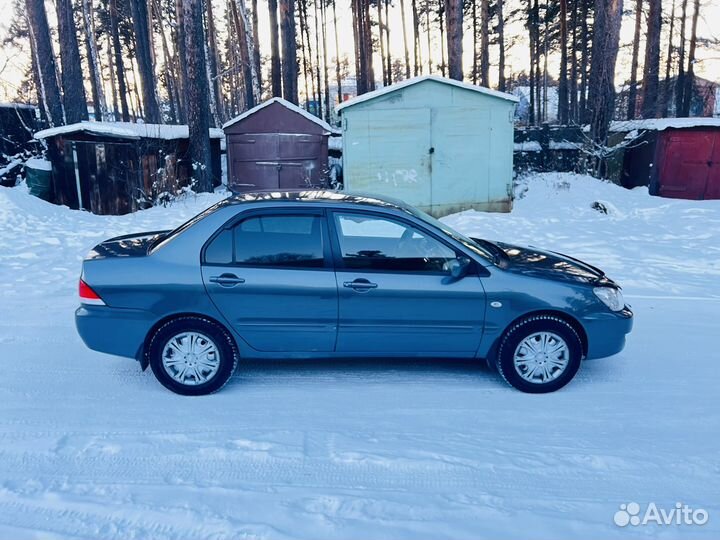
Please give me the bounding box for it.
[330,211,486,355]
[201,210,337,352]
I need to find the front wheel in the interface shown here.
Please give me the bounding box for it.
[148,316,238,395]
[496,315,583,393]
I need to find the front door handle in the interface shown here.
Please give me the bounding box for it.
[343,278,378,291]
[209,273,245,287]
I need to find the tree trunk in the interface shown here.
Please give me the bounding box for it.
[675,0,688,115]
[110,0,130,121]
[446,0,463,81]
[377,0,387,86]
[438,1,447,77]
[229,0,254,109]
[236,0,262,106]
[472,0,478,84]
[588,0,623,147]
[680,0,700,116]
[321,0,331,120]
[333,0,342,105]
[660,0,676,117]
[412,0,421,75]
[56,0,89,123]
[314,0,323,108]
[130,0,161,123]
[205,0,224,123]
[479,0,489,86]
[384,0,391,83]
[640,0,662,118]
[497,0,506,91]
[399,0,411,79]
[268,0,282,97]
[25,0,64,126]
[626,0,642,119]
[528,0,536,125]
[182,0,213,192]
[425,3,432,73]
[175,0,189,121]
[106,29,120,120]
[251,0,262,89]
[558,0,569,123]
[579,0,589,122]
[279,0,299,103]
[81,0,107,121]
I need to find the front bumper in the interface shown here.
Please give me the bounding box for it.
[76,304,155,360]
[582,306,633,359]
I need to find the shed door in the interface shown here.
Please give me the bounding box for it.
[657,131,714,200]
[344,108,432,208]
[431,108,491,211]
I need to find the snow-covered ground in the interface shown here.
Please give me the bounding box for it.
[0,174,718,539]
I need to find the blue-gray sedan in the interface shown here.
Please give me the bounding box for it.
[76,191,633,395]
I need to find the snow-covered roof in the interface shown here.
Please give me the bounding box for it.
[336,75,519,113]
[608,118,720,132]
[222,97,338,134]
[34,121,224,141]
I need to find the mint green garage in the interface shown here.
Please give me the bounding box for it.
[337,75,518,217]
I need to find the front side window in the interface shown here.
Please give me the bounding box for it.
[205,214,325,268]
[334,213,456,272]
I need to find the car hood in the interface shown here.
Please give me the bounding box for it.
[86,230,171,260]
[473,238,614,286]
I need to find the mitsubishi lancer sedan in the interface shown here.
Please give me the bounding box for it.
[76,191,633,395]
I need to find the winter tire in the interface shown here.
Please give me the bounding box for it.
[496,315,582,393]
[148,316,238,395]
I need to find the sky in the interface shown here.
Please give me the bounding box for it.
[0,0,719,105]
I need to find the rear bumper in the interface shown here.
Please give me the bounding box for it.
[582,306,634,359]
[75,305,155,360]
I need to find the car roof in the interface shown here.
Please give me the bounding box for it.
[225,189,414,213]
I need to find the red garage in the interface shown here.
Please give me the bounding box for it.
[612,118,720,200]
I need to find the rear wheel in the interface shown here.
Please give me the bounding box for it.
[496,315,582,393]
[148,317,237,395]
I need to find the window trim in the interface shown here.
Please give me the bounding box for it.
[201,207,333,270]
[328,209,480,276]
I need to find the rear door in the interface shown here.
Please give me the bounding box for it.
[201,209,337,352]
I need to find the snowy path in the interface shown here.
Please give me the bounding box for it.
[1,175,718,539]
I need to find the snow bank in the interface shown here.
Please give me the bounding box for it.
[443,172,720,297]
[609,117,720,132]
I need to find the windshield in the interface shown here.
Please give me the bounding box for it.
[407,207,494,262]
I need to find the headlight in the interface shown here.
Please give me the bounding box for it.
[593,287,625,311]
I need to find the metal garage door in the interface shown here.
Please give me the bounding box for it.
[228,133,325,191]
[657,130,716,200]
[344,108,432,208]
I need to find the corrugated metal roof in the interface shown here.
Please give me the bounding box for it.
[222,97,339,133]
[336,75,519,113]
[34,121,224,140]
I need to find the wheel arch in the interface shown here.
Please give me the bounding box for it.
[137,312,239,371]
[487,309,588,367]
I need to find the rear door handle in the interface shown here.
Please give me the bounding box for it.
[209,273,245,287]
[343,279,378,291]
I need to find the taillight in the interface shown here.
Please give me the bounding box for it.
[79,279,106,306]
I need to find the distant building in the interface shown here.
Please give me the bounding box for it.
[621,76,719,119]
[34,122,223,215]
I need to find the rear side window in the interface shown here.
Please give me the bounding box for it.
[204,214,325,268]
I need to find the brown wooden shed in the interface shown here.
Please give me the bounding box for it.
[34,122,223,215]
[223,98,336,192]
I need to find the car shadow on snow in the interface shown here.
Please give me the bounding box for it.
[224,357,504,389]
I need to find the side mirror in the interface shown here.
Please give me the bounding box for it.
[443,257,471,284]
